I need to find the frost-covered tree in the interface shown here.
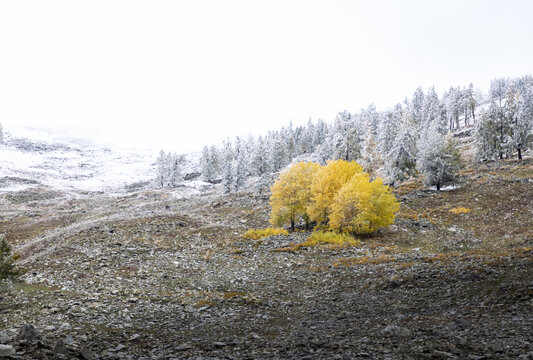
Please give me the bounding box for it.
[489,78,509,159]
[474,109,499,161]
[200,146,221,182]
[0,123,4,144]
[250,136,269,176]
[411,87,425,127]
[378,104,402,157]
[313,119,328,148]
[221,140,235,193]
[267,131,289,172]
[155,150,168,187]
[385,111,417,184]
[421,87,447,135]
[504,77,533,159]
[417,125,462,190]
[331,111,361,161]
[233,137,249,191]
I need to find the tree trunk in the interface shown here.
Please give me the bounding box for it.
[290,219,295,232]
[518,147,522,160]
[436,182,441,191]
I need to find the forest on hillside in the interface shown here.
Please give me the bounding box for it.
[154,75,533,192]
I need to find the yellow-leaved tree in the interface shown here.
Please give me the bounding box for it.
[307,160,363,224]
[329,176,399,234]
[269,162,321,231]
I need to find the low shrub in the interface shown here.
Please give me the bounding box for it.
[449,207,471,214]
[242,227,288,240]
[305,231,360,246]
[0,234,25,286]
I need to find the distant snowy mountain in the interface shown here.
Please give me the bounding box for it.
[0,125,157,193]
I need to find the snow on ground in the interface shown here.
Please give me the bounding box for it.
[0,125,157,193]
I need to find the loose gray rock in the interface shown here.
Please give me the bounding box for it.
[381,325,411,337]
[0,344,16,357]
[64,334,75,345]
[17,324,42,342]
[79,344,95,360]
[54,339,68,355]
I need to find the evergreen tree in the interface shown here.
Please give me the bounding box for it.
[250,136,269,176]
[1,234,24,285]
[489,78,509,159]
[233,137,248,191]
[417,126,462,191]
[411,87,425,128]
[505,77,533,159]
[385,111,417,184]
[474,109,499,161]
[155,150,167,187]
[221,140,235,193]
[168,153,184,187]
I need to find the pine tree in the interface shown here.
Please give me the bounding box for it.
[250,136,269,176]
[155,150,167,187]
[489,78,509,159]
[474,109,498,161]
[417,126,462,191]
[200,146,214,182]
[168,153,183,187]
[385,111,417,184]
[505,77,533,159]
[1,234,24,285]
[220,141,235,193]
[377,105,402,172]
[233,137,248,191]
[411,87,425,128]
[466,83,477,123]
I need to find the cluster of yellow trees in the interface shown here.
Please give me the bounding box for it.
[269,160,399,234]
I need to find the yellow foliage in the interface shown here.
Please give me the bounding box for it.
[267,159,398,236]
[269,162,321,230]
[307,160,363,224]
[449,207,471,214]
[273,231,359,252]
[329,176,400,234]
[242,227,288,240]
[305,231,360,246]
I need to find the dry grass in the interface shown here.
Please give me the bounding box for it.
[274,231,360,252]
[242,227,288,240]
[449,207,472,214]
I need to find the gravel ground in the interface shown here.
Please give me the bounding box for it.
[0,160,532,359]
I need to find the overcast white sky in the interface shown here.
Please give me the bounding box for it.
[1,0,532,153]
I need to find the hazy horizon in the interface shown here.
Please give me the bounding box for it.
[1,0,532,153]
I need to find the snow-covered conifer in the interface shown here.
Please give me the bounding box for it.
[385,111,417,184]
[221,140,235,193]
[155,150,167,187]
[504,76,533,159]
[411,87,425,127]
[417,124,462,190]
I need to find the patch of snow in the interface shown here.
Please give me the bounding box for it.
[0,125,157,193]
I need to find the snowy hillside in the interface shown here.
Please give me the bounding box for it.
[0,125,156,193]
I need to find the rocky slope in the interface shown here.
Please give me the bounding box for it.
[0,157,532,359]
